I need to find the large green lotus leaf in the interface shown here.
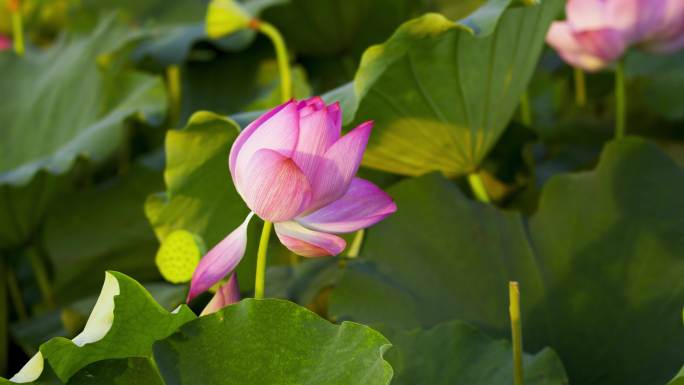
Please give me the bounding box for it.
[626,51,684,122]
[0,172,60,249]
[178,41,311,124]
[0,17,165,187]
[76,0,206,65]
[386,320,567,385]
[66,358,164,385]
[153,298,392,385]
[145,112,261,290]
[10,283,186,356]
[331,174,540,331]
[77,0,297,67]
[0,365,63,385]
[43,165,164,303]
[668,366,684,385]
[0,18,165,247]
[261,0,421,58]
[330,138,684,385]
[38,272,195,383]
[335,0,562,176]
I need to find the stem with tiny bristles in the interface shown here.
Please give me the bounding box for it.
[573,67,586,107]
[254,20,292,102]
[614,60,626,139]
[247,21,292,299]
[6,265,28,320]
[10,0,24,57]
[519,91,532,126]
[467,173,490,203]
[166,65,182,128]
[254,221,272,299]
[27,246,55,309]
[509,281,524,385]
[347,230,365,258]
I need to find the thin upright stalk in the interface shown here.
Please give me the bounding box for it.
[254,221,273,299]
[249,19,293,288]
[339,230,365,268]
[519,91,532,126]
[0,259,7,375]
[253,20,292,102]
[27,246,55,309]
[347,230,365,258]
[10,0,24,56]
[6,263,28,320]
[573,67,586,107]
[509,281,524,385]
[467,173,490,203]
[166,65,182,128]
[614,60,626,139]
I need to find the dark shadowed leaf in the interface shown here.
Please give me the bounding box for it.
[331,138,684,385]
[386,320,567,385]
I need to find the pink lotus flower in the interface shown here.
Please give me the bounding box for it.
[187,97,397,301]
[200,273,241,315]
[0,35,11,51]
[546,0,684,71]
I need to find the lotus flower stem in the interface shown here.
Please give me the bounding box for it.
[27,247,55,309]
[166,65,182,128]
[509,281,524,385]
[253,20,292,102]
[339,229,366,268]
[614,60,626,139]
[5,264,28,320]
[9,0,23,56]
[519,92,532,126]
[250,20,292,289]
[254,220,273,299]
[467,173,490,203]
[573,68,586,107]
[347,229,365,258]
[0,259,6,374]
[8,0,24,56]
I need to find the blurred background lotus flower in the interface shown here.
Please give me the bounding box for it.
[187,97,397,301]
[0,34,10,51]
[546,0,684,71]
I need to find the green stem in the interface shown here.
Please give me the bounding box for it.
[255,20,292,102]
[519,91,532,127]
[6,264,28,320]
[166,65,182,128]
[27,247,55,309]
[509,281,524,385]
[573,67,586,107]
[254,221,273,299]
[467,172,490,203]
[340,229,365,268]
[615,60,626,139]
[347,230,365,258]
[11,9,24,56]
[0,259,7,375]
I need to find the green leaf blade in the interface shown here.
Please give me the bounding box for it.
[153,299,393,385]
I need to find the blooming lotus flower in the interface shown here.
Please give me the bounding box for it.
[546,0,684,71]
[0,35,11,51]
[187,97,397,301]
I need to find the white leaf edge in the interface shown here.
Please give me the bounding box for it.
[8,272,120,383]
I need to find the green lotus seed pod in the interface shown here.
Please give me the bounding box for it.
[156,230,205,284]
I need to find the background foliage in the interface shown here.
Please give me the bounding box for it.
[0,0,682,384]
